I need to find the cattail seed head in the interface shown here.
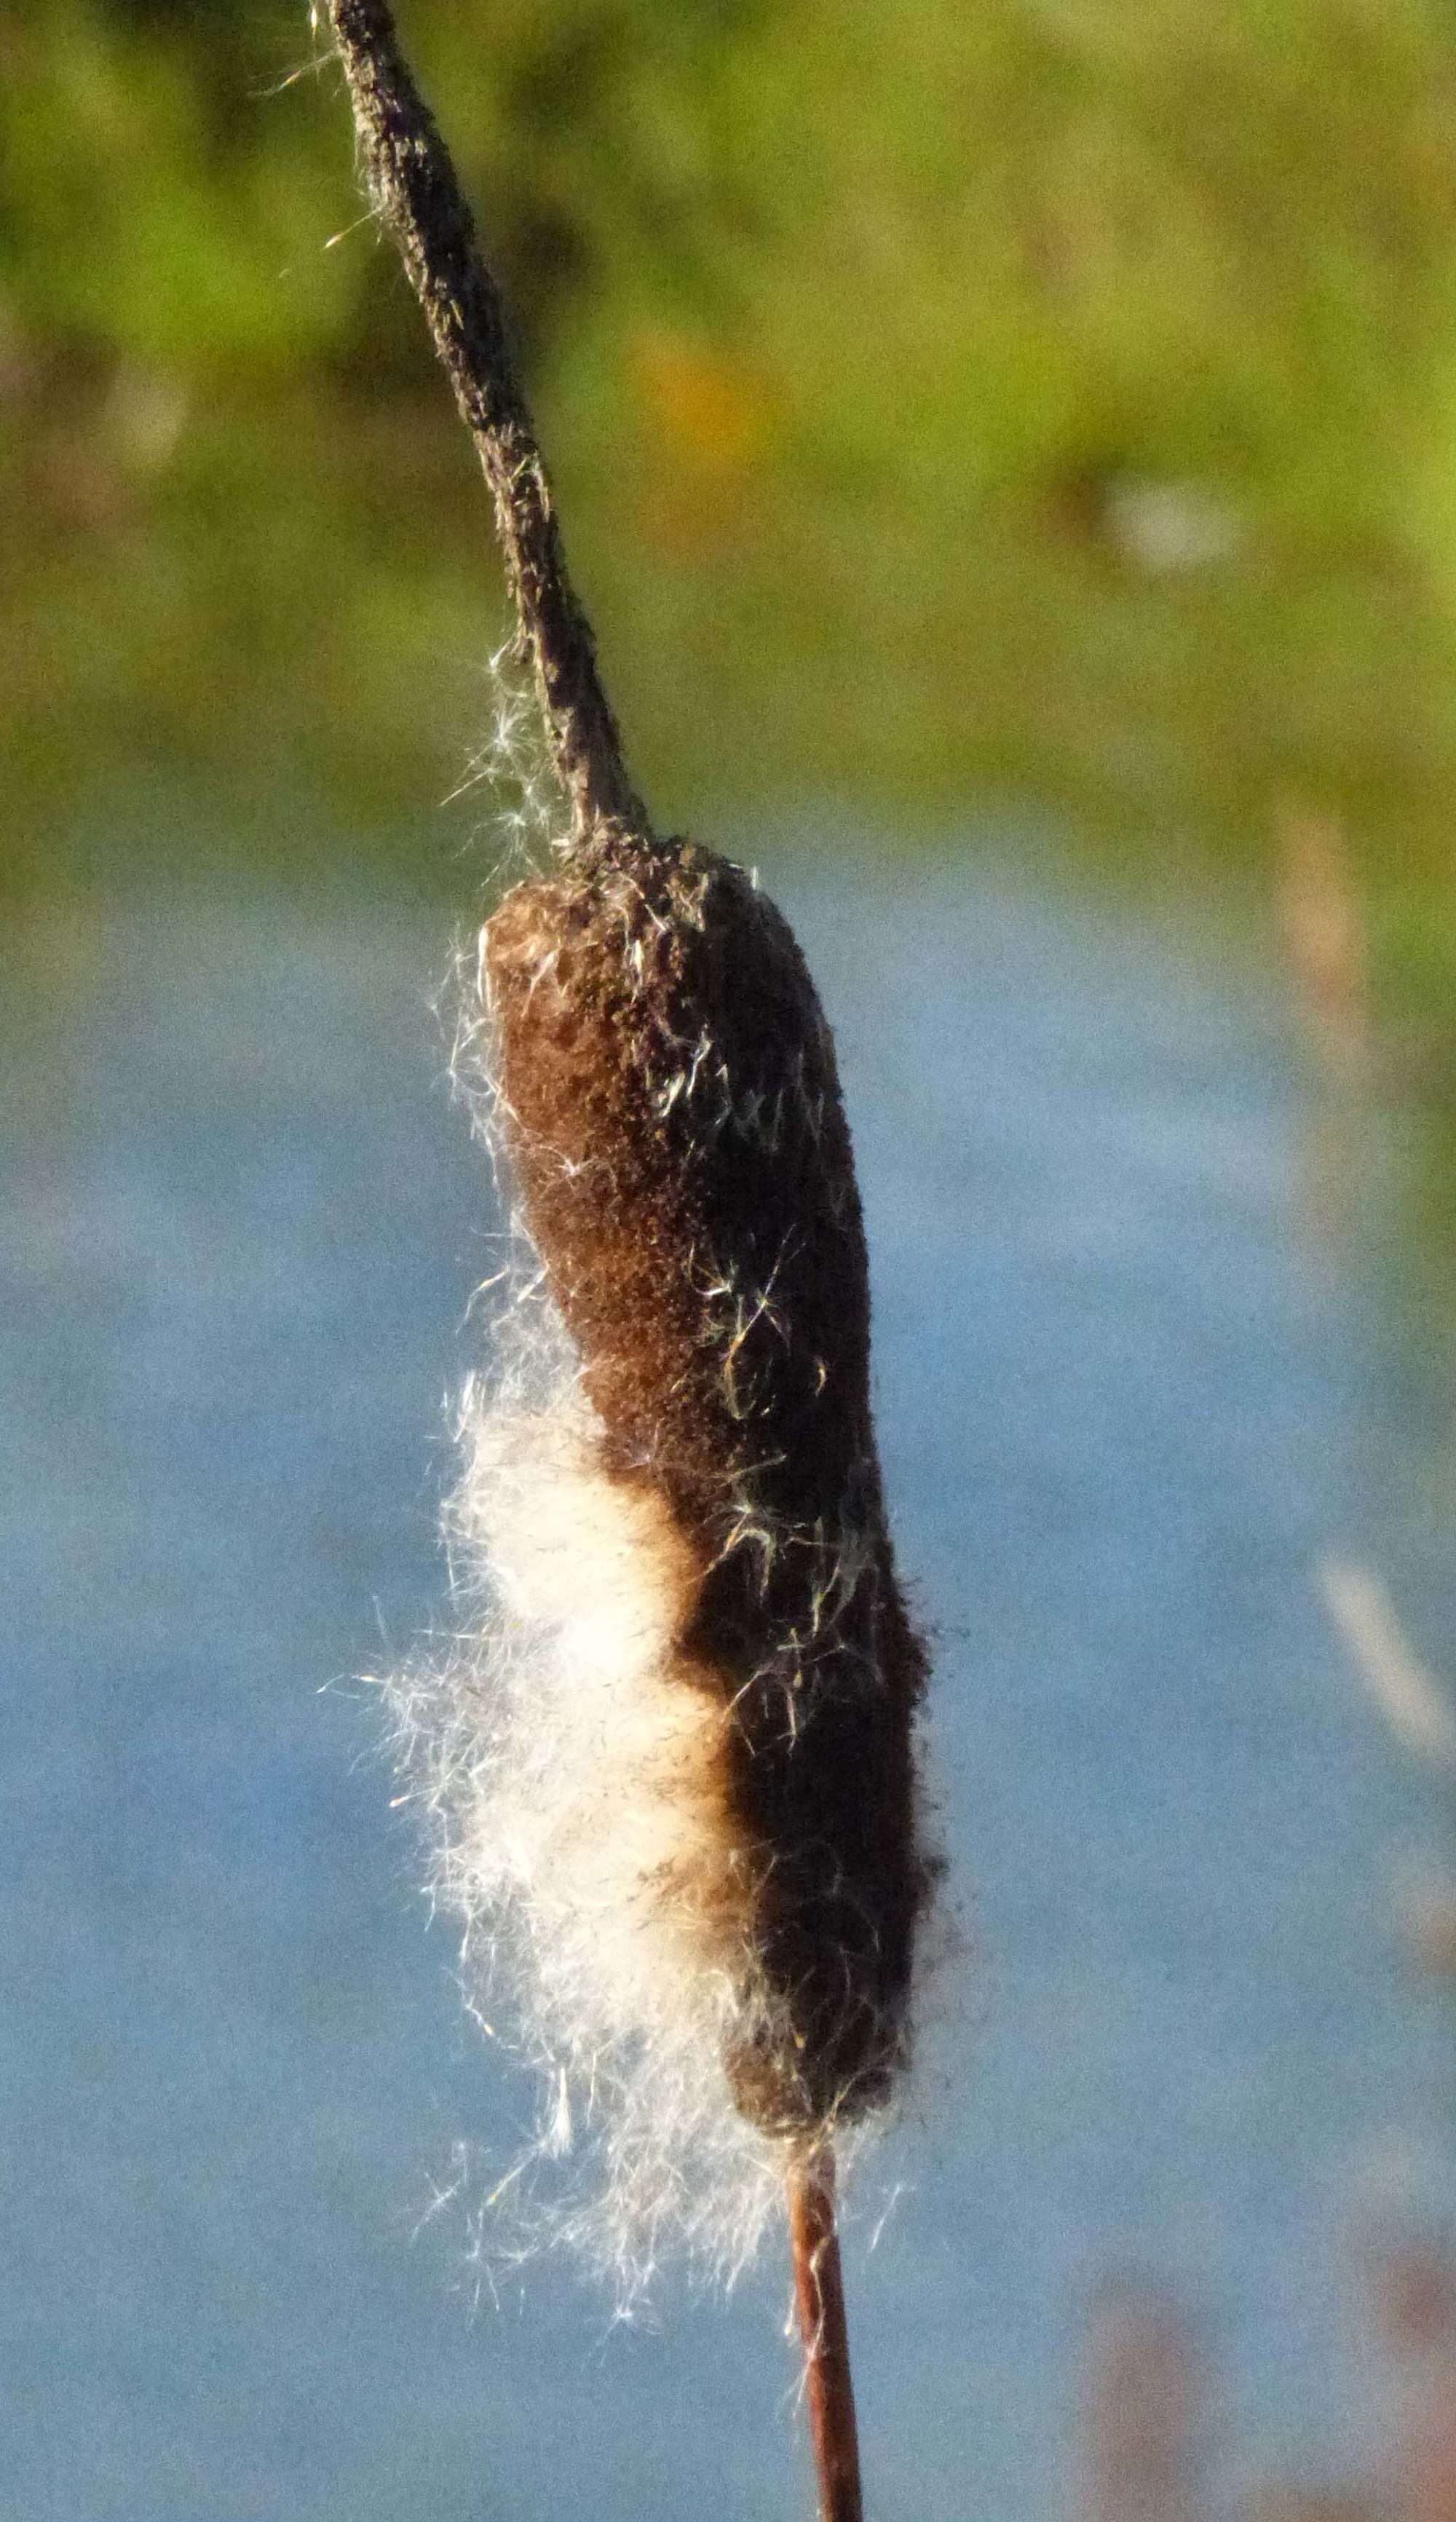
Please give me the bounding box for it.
[323,0,930,2298]
[483,824,929,2138]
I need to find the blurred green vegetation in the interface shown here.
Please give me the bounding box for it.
[7,0,1456,992]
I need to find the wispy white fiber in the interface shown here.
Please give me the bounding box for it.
[387,1284,794,2296]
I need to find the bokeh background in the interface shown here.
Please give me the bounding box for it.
[6,4,1456,2518]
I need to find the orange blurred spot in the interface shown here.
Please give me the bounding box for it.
[630,333,769,477]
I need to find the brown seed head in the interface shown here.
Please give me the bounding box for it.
[484,828,929,2132]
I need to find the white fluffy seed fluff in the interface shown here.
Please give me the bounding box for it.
[387,1288,789,2296]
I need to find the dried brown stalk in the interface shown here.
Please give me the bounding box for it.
[320,0,643,849]
[788,2147,865,2522]
[322,5,917,2509]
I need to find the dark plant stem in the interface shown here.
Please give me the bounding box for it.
[788,2148,866,2522]
[320,0,645,849]
[321,17,874,2515]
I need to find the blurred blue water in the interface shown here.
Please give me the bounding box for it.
[2,852,1452,2521]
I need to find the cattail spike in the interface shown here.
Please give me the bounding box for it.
[482,839,928,2139]
[328,0,930,2312]
[321,0,643,845]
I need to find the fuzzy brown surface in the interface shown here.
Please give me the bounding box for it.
[485,829,928,2133]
